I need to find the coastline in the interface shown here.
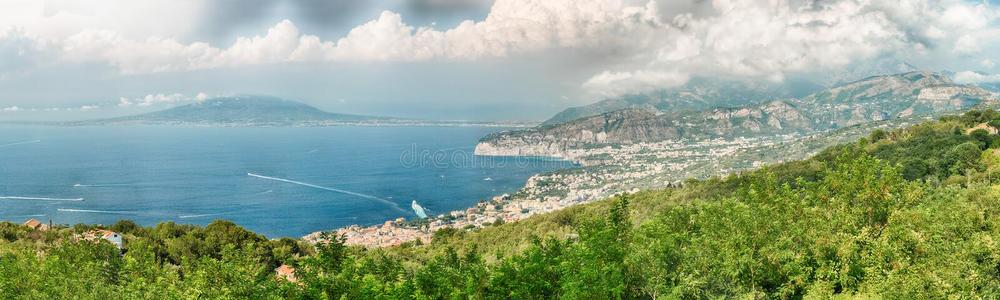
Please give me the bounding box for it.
[303,175,606,247]
[303,142,592,247]
[304,137,590,247]
[303,119,915,247]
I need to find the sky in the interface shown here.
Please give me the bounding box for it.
[0,0,999,121]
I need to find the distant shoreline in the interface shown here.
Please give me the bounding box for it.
[0,120,538,128]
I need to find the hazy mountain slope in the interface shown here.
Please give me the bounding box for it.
[79,95,383,125]
[542,77,823,126]
[541,62,922,127]
[477,72,998,157]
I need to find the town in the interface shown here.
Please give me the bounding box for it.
[306,132,823,247]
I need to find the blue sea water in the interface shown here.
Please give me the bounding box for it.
[0,125,573,237]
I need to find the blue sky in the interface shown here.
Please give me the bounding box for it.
[0,0,998,121]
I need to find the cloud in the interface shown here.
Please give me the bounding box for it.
[0,28,51,76]
[406,0,494,24]
[582,70,690,96]
[580,0,1000,95]
[408,0,493,13]
[118,93,210,107]
[0,0,666,73]
[0,0,998,98]
[2,106,21,112]
[953,71,1000,84]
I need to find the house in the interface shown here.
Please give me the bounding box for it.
[83,229,124,249]
[275,264,297,283]
[23,219,48,231]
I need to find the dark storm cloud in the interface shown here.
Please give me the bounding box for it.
[194,0,490,42]
[405,0,494,25]
[408,0,493,13]
[196,0,373,42]
[197,0,281,42]
[653,0,715,20]
[293,0,374,27]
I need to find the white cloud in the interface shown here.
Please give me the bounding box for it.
[953,71,1000,84]
[0,0,665,73]
[581,0,1000,96]
[983,59,996,69]
[582,70,689,96]
[78,105,99,111]
[2,106,21,112]
[0,28,52,76]
[0,0,203,41]
[0,0,998,97]
[954,34,981,54]
[118,93,210,107]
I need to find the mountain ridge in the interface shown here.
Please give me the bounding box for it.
[82,95,386,125]
[477,72,1000,157]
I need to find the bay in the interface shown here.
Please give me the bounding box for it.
[0,125,573,237]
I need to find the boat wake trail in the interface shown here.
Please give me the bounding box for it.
[0,196,84,201]
[73,183,131,187]
[58,208,133,214]
[179,212,231,219]
[247,173,406,213]
[9,214,46,218]
[0,140,41,148]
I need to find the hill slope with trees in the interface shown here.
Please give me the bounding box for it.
[4,110,1000,298]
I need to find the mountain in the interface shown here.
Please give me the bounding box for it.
[78,95,386,125]
[476,72,999,157]
[543,60,922,127]
[814,59,921,87]
[542,77,823,126]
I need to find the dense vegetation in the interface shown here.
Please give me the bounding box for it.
[3,110,1000,298]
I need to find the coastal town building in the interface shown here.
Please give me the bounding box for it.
[82,229,124,249]
[23,219,49,231]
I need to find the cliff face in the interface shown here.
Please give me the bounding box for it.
[477,72,999,157]
[477,109,680,157]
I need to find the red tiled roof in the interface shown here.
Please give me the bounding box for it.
[23,219,42,228]
[275,264,297,282]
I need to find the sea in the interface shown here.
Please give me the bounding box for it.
[0,125,574,237]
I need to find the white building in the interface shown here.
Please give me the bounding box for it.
[84,229,124,249]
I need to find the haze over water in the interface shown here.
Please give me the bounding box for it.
[0,125,573,237]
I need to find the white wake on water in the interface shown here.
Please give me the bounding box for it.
[73,183,131,187]
[57,208,133,214]
[0,140,41,148]
[0,196,84,201]
[9,214,46,218]
[247,173,407,213]
[179,212,231,219]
